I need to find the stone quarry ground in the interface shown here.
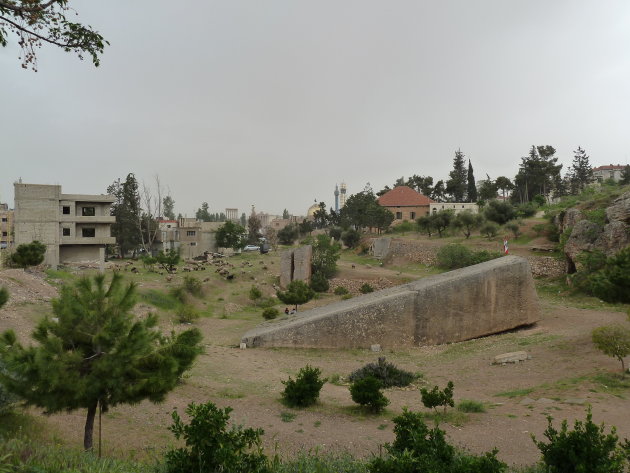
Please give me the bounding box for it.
[1,226,629,469]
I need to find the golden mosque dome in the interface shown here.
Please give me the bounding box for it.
[306,202,320,218]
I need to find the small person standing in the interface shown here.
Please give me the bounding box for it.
[503,237,509,255]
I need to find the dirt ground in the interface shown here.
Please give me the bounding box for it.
[1,253,629,468]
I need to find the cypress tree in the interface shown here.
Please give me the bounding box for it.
[467,160,477,202]
[0,273,202,451]
[446,149,467,202]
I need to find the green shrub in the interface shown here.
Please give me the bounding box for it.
[262,308,279,320]
[9,241,46,268]
[532,408,628,473]
[176,304,200,323]
[165,401,271,473]
[515,203,537,218]
[480,222,499,239]
[348,357,415,388]
[484,200,516,225]
[369,409,506,473]
[334,286,349,295]
[341,229,362,249]
[532,222,560,242]
[505,223,521,238]
[421,381,455,413]
[140,289,179,310]
[0,287,8,309]
[572,247,630,303]
[310,273,330,293]
[359,283,374,294]
[282,365,327,408]
[328,227,342,241]
[257,297,276,309]
[457,400,486,413]
[349,376,389,413]
[277,452,365,473]
[183,275,203,297]
[437,244,500,270]
[249,285,263,300]
[341,293,353,300]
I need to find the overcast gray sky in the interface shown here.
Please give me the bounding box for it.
[1,1,629,217]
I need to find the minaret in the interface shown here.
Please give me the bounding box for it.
[334,184,339,212]
[339,182,347,209]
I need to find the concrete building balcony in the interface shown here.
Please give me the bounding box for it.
[60,215,116,223]
[60,237,116,245]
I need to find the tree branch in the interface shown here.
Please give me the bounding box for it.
[0,0,59,14]
[0,14,87,49]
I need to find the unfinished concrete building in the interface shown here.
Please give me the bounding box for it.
[14,183,115,268]
[0,203,14,249]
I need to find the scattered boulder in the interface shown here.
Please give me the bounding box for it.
[493,351,529,364]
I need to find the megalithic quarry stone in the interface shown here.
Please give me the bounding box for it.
[242,255,542,349]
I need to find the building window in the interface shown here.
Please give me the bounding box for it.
[62,206,70,214]
[187,230,196,236]
[190,242,197,246]
[462,205,465,208]
[395,212,402,219]
[62,228,70,236]
[1,217,6,222]
[1,232,7,237]
[82,207,96,216]
[82,228,96,237]
[410,211,416,219]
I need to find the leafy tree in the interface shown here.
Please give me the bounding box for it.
[0,286,8,308]
[513,145,562,203]
[342,188,394,233]
[405,174,435,197]
[165,401,271,473]
[451,211,484,238]
[311,234,341,279]
[480,222,499,239]
[282,209,290,219]
[9,240,46,267]
[341,228,361,248]
[420,381,455,414]
[281,365,327,408]
[495,176,513,200]
[263,227,279,250]
[162,195,176,220]
[240,213,247,227]
[478,178,498,202]
[350,376,389,413]
[196,202,212,222]
[592,325,630,373]
[216,221,246,251]
[416,215,435,237]
[446,149,467,202]
[277,224,298,245]
[328,227,342,241]
[532,408,628,473]
[247,211,262,244]
[0,0,108,70]
[108,174,141,257]
[505,222,521,239]
[276,280,315,311]
[467,160,477,202]
[312,202,329,229]
[620,165,630,185]
[298,219,313,236]
[484,200,516,225]
[570,147,593,193]
[0,273,203,450]
[431,179,446,202]
[432,210,453,238]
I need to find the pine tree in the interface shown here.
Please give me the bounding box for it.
[621,165,630,185]
[108,174,141,257]
[282,209,290,219]
[196,202,211,222]
[513,146,562,203]
[0,273,202,451]
[446,149,467,202]
[467,160,477,202]
[570,147,593,192]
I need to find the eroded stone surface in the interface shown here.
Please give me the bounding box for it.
[243,256,542,349]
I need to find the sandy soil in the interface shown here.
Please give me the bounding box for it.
[1,262,629,468]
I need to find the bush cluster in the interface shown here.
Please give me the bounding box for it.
[436,244,501,270]
[349,376,389,413]
[310,273,330,293]
[572,247,630,303]
[359,283,374,294]
[182,275,203,297]
[348,357,415,388]
[176,304,200,323]
[333,286,349,296]
[421,381,455,413]
[262,308,279,320]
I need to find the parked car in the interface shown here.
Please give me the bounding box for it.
[243,245,260,252]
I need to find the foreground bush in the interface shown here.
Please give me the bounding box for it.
[575,247,630,303]
[334,286,349,295]
[532,408,628,473]
[437,244,501,270]
[349,357,416,388]
[310,273,330,292]
[165,401,271,473]
[262,307,279,320]
[176,303,200,323]
[369,409,506,473]
[421,381,455,413]
[359,283,374,294]
[350,376,389,413]
[282,365,327,408]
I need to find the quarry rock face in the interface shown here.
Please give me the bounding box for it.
[242,256,542,349]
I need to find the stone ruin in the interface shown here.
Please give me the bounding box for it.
[242,255,541,349]
[279,245,312,288]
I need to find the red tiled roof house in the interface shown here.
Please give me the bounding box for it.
[377,186,435,224]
